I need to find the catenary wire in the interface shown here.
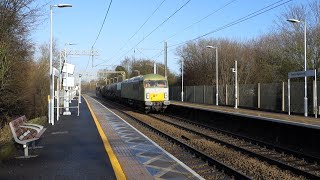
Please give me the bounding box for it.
[104,0,166,66]
[121,0,166,50]
[91,0,113,48]
[113,0,192,65]
[163,0,237,43]
[169,0,292,49]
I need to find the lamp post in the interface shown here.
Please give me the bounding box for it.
[49,3,72,124]
[287,18,308,117]
[206,46,219,106]
[181,58,184,102]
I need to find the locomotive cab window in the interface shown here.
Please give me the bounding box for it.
[144,80,167,88]
[156,80,167,87]
[144,81,152,88]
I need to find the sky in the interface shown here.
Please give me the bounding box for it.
[31,0,310,81]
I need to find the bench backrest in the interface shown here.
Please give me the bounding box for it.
[9,117,38,143]
[21,115,27,122]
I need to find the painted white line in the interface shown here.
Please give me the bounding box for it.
[51,131,69,135]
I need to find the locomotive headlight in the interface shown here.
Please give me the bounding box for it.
[146,93,150,99]
[164,92,168,99]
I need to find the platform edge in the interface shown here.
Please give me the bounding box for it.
[83,96,127,180]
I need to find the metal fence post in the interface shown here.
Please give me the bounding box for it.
[314,70,317,118]
[288,79,290,115]
[225,84,228,105]
[282,82,285,111]
[193,86,196,103]
[203,85,206,104]
[258,83,260,109]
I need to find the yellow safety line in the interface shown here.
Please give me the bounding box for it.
[83,96,127,180]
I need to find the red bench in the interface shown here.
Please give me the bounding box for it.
[9,116,46,158]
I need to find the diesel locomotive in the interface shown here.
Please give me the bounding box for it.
[99,74,170,112]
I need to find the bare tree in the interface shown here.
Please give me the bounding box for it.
[0,0,44,123]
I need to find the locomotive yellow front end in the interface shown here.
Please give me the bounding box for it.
[143,74,170,112]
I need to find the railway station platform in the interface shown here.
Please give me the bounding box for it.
[170,101,320,129]
[0,95,202,179]
[83,95,202,179]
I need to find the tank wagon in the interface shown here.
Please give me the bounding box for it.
[101,74,170,112]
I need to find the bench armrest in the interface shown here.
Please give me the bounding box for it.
[20,125,41,133]
[23,123,44,130]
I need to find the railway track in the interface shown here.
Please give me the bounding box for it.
[149,113,320,179]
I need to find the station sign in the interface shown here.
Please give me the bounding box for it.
[63,77,75,87]
[62,63,75,75]
[288,70,315,79]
